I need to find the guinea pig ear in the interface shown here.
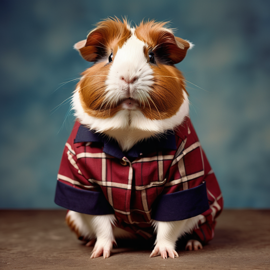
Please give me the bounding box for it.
[74,39,87,51]
[168,36,192,64]
[74,29,107,62]
[153,30,192,64]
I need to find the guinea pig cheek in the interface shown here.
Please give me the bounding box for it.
[141,65,186,120]
[77,63,119,118]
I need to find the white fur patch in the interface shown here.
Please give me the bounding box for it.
[187,40,195,49]
[72,89,189,150]
[67,211,116,240]
[104,32,154,109]
[67,210,94,239]
[152,215,200,248]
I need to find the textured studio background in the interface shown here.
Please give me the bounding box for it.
[0,0,270,209]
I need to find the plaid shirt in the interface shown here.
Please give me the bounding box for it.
[55,117,223,242]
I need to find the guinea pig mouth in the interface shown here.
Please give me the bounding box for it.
[120,98,139,110]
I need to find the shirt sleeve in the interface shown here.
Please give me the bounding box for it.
[152,119,223,244]
[192,149,223,244]
[54,123,114,215]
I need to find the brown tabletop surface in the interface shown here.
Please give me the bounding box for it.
[0,210,269,269]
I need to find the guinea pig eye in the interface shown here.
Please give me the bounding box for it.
[108,52,113,63]
[149,52,155,64]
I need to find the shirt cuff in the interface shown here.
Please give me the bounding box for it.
[54,181,114,215]
[151,182,209,221]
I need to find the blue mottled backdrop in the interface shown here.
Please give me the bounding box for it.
[0,0,269,208]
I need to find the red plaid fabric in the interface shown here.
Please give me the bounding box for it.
[56,117,223,243]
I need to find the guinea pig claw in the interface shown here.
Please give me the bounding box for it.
[160,250,167,259]
[103,250,110,259]
[150,246,178,259]
[90,240,113,259]
[166,250,179,258]
[149,248,159,258]
[90,246,99,259]
[185,239,203,251]
[90,248,110,259]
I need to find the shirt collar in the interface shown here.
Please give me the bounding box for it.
[74,125,177,160]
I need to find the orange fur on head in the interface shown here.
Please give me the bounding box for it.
[77,18,131,62]
[135,20,190,64]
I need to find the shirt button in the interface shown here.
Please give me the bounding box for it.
[120,157,128,166]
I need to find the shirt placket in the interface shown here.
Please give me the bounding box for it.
[121,156,134,224]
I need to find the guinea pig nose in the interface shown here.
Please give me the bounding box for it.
[121,76,138,84]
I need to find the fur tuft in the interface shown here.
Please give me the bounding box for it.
[152,215,201,247]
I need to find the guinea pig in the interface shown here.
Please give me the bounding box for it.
[55,18,223,259]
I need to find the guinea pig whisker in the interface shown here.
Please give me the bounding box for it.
[185,85,200,91]
[185,80,207,92]
[78,84,106,93]
[54,78,80,92]
[51,96,73,114]
[136,91,142,105]
[145,96,152,114]
[103,92,117,109]
[143,97,147,109]
[99,99,108,112]
[108,101,113,116]
[137,91,146,109]
[141,95,146,109]
[148,96,162,120]
[103,95,116,115]
[107,97,116,110]
[57,106,73,135]
[100,101,108,112]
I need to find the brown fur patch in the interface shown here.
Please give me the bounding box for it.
[66,214,82,239]
[79,18,131,62]
[78,62,123,118]
[135,20,190,64]
[140,65,188,120]
[135,20,168,50]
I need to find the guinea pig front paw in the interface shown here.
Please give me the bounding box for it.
[185,239,203,251]
[90,239,115,259]
[150,241,179,259]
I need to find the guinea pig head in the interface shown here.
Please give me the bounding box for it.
[72,18,192,143]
